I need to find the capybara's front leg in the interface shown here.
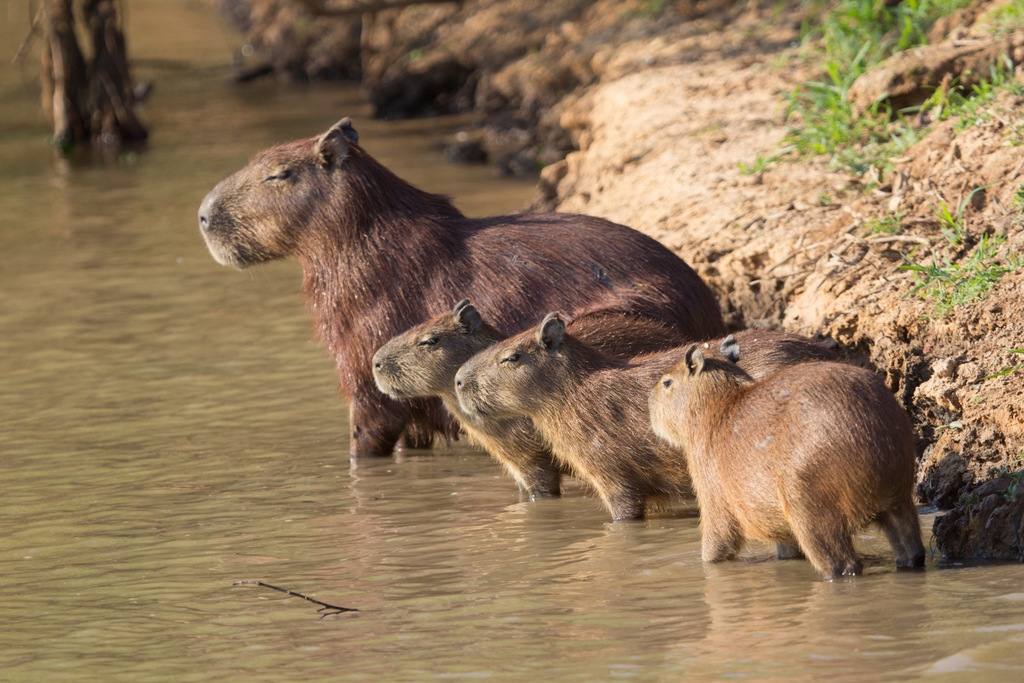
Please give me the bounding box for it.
[348,396,407,458]
[776,542,805,560]
[603,483,648,520]
[701,524,742,563]
[790,519,862,580]
[699,500,743,562]
[395,417,436,451]
[878,499,926,569]
[515,458,562,498]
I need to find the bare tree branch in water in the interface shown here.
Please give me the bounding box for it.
[13,4,45,67]
[38,0,147,150]
[233,580,360,619]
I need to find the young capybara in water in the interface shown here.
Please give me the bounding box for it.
[647,338,926,579]
[454,314,837,520]
[198,118,725,457]
[372,299,688,497]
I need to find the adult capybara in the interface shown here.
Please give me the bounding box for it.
[198,118,725,457]
[454,314,837,520]
[372,299,688,497]
[647,338,926,579]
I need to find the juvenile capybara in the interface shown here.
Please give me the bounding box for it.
[454,314,837,520]
[647,338,926,579]
[372,300,688,497]
[198,118,725,457]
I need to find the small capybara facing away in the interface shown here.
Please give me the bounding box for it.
[372,299,688,497]
[454,314,837,520]
[198,118,725,457]
[648,338,926,579]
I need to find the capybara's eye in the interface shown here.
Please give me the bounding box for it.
[501,351,521,364]
[662,378,673,389]
[264,169,293,182]
[417,337,438,347]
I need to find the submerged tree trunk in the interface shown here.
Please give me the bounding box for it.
[40,0,90,147]
[83,0,148,145]
[39,0,147,151]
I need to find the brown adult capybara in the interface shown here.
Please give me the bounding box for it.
[372,300,688,497]
[454,314,837,520]
[647,338,926,579]
[198,118,725,457]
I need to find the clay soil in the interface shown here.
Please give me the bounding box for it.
[227,0,1024,561]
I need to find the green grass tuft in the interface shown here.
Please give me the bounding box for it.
[900,233,1022,316]
[917,58,1024,130]
[863,209,903,234]
[981,0,1024,36]
[783,0,973,173]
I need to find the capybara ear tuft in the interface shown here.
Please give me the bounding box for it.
[316,118,358,167]
[337,118,359,143]
[539,312,565,350]
[455,300,482,334]
[683,344,704,376]
[720,335,740,363]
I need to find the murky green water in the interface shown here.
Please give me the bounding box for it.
[2,1,1024,680]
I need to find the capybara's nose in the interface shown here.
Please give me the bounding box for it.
[374,360,382,370]
[198,191,216,231]
[455,379,462,389]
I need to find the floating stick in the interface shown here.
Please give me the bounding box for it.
[233,580,359,619]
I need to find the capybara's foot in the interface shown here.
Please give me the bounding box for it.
[395,429,434,451]
[701,532,740,563]
[515,464,562,499]
[895,551,926,570]
[523,482,561,499]
[611,507,647,521]
[605,488,647,520]
[879,502,927,570]
[776,543,805,560]
[824,557,863,580]
[349,423,403,458]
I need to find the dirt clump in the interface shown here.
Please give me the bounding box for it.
[932,472,1024,562]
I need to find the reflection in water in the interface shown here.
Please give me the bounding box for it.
[3,0,1024,679]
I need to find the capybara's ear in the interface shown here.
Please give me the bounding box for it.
[455,300,482,334]
[538,312,565,350]
[316,118,358,167]
[683,344,704,376]
[720,334,740,363]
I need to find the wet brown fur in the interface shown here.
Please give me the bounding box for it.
[198,118,725,457]
[648,345,926,579]
[455,320,837,520]
[372,301,688,496]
